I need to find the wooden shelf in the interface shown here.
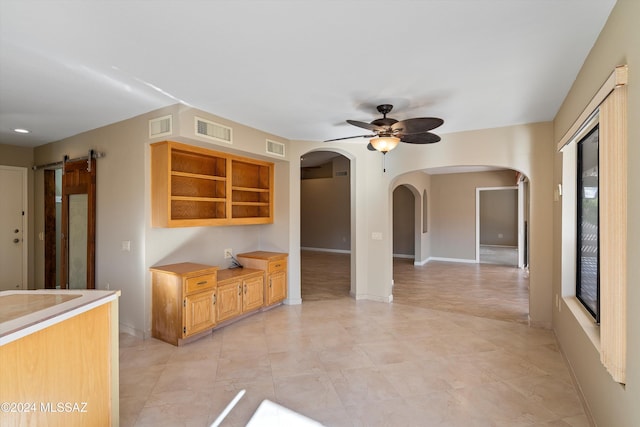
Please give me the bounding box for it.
[151,141,274,227]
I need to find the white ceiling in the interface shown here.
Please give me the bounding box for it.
[0,0,616,148]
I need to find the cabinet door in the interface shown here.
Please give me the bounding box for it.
[184,290,216,337]
[217,281,242,322]
[243,275,264,313]
[267,270,287,305]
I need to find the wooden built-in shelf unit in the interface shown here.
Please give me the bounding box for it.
[151,141,274,227]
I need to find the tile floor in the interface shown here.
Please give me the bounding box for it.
[120,254,589,426]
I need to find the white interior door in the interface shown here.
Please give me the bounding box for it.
[0,166,27,290]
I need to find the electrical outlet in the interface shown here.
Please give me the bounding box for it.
[224,248,233,259]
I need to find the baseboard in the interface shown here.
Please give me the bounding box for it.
[528,318,552,330]
[354,293,393,303]
[414,258,428,266]
[119,323,145,339]
[301,247,351,254]
[284,297,302,305]
[393,254,414,259]
[553,331,596,427]
[427,257,477,264]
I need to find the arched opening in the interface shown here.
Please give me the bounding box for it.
[392,185,416,260]
[299,150,352,300]
[391,166,531,324]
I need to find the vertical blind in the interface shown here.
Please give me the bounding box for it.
[598,78,627,384]
[559,65,628,384]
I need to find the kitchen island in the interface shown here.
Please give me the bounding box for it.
[0,289,120,426]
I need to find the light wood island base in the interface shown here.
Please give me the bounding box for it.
[0,290,120,427]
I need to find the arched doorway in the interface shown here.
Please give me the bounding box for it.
[300,150,352,300]
[391,166,531,323]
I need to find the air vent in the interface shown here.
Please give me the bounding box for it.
[335,170,348,177]
[149,115,172,138]
[266,139,285,157]
[195,117,232,144]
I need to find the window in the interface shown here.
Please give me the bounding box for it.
[576,125,599,321]
[558,65,628,383]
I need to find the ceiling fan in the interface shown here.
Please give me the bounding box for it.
[325,104,444,153]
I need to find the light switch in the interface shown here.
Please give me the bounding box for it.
[371,232,383,240]
[121,240,131,252]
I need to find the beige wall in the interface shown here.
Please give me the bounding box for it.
[31,105,291,336]
[294,119,554,322]
[392,185,415,256]
[0,143,33,166]
[552,0,640,425]
[431,170,518,261]
[392,171,432,264]
[0,143,35,288]
[300,156,350,251]
[480,188,518,246]
[385,122,554,324]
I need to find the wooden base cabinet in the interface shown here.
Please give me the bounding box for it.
[150,263,218,346]
[236,252,288,306]
[216,268,264,323]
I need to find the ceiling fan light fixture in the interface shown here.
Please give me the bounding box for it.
[370,136,400,153]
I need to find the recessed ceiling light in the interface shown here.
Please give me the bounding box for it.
[14,128,30,134]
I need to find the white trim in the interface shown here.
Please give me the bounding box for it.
[392,253,414,259]
[300,246,351,254]
[476,186,519,264]
[518,179,525,267]
[355,293,393,303]
[427,257,477,264]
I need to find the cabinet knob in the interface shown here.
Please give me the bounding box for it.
[238,285,242,295]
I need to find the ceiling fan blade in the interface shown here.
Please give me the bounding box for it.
[366,142,376,151]
[391,117,444,134]
[324,134,375,142]
[346,120,385,132]
[400,132,441,144]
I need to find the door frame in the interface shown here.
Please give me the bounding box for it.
[475,186,520,265]
[0,165,28,290]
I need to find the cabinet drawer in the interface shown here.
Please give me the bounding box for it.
[185,274,216,294]
[268,259,287,273]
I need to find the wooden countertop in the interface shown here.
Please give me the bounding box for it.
[0,289,120,346]
[217,267,263,282]
[149,262,219,277]
[236,251,288,261]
